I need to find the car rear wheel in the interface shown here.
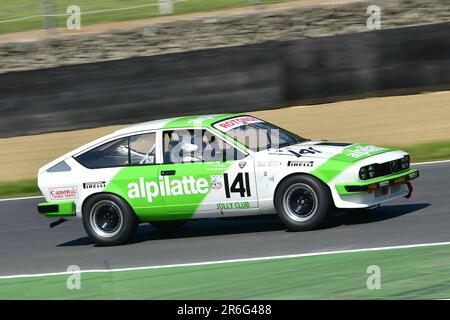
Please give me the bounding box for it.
[275,175,331,231]
[149,220,188,234]
[82,194,138,246]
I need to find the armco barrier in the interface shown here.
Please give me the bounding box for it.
[0,22,449,138]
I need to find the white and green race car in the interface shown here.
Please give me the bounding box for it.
[37,114,419,245]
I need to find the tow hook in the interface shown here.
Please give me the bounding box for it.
[50,218,67,228]
[404,182,413,199]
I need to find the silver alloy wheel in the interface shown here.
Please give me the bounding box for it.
[90,200,124,238]
[282,183,318,222]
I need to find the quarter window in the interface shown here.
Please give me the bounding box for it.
[75,132,157,169]
[75,137,129,169]
[129,133,156,165]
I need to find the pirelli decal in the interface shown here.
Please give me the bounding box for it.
[83,181,106,189]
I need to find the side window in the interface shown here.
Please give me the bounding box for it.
[163,130,196,164]
[75,137,129,169]
[202,130,246,162]
[129,133,156,165]
[163,129,246,164]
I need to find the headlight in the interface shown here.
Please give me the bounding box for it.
[359,166,368,180]
[359,164,376,180]
[368,165,376,178]
[400,158,407,169]
[401,155,410,169]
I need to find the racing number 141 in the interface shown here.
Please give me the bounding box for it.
[224,173,251,198]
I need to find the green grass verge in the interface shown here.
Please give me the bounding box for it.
[395,140,450,164]
[0,0,290,34]
[1,140,449,199]
[1,244,450,299]
[0,179,40,199]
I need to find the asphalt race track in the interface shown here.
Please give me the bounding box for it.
[0,162,449,277]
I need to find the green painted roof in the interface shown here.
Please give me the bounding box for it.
[162,114,242,129]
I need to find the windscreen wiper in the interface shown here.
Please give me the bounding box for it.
[279,138,310,148]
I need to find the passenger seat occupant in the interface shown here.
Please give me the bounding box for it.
[203,134,219,162]
[167,140,181,163]
[180,131,205,163]
[165,130,203,163]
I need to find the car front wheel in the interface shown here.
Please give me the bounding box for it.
[82,194,138,246]
[275,175,331,231]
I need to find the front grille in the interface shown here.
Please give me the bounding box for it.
[374,159,406,178]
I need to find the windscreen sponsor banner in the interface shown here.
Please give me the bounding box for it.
[213,116,262,132]
[49,186,78,200]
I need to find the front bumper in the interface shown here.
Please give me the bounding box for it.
[37,201,76,218]
[335,169,419,195]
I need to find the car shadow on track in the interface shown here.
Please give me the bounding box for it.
[57,216,285,247]
[57,203,430,247]
[321,202,431,230]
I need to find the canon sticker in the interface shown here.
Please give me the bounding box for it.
[49,186,78,200]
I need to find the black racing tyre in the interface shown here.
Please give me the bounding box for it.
[82,194,138,246]
[149,220,188,233]
[274,175,332,231]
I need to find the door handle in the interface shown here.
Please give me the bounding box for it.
[161,170,176,176]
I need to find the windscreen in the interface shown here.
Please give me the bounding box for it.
[213,116,307,152]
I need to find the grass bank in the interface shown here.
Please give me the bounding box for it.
[0,179,40,199]
[1,243,450,299]
[396,140,450,164]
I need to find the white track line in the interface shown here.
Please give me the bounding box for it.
[412,159,450,166]
[1,241,450,280]
[0,159,448,203]
[0,195,43,203]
